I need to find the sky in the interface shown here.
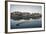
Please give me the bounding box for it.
[10,4,42,14]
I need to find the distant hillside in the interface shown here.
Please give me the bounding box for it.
[11,11,42,20]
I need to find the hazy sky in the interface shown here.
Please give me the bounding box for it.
[10,4,42,13]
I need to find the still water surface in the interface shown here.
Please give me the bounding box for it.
[10,18,42,29]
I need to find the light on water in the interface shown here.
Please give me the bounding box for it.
[10,18,42,29]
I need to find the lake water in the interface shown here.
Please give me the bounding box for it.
[10,18,42,29]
